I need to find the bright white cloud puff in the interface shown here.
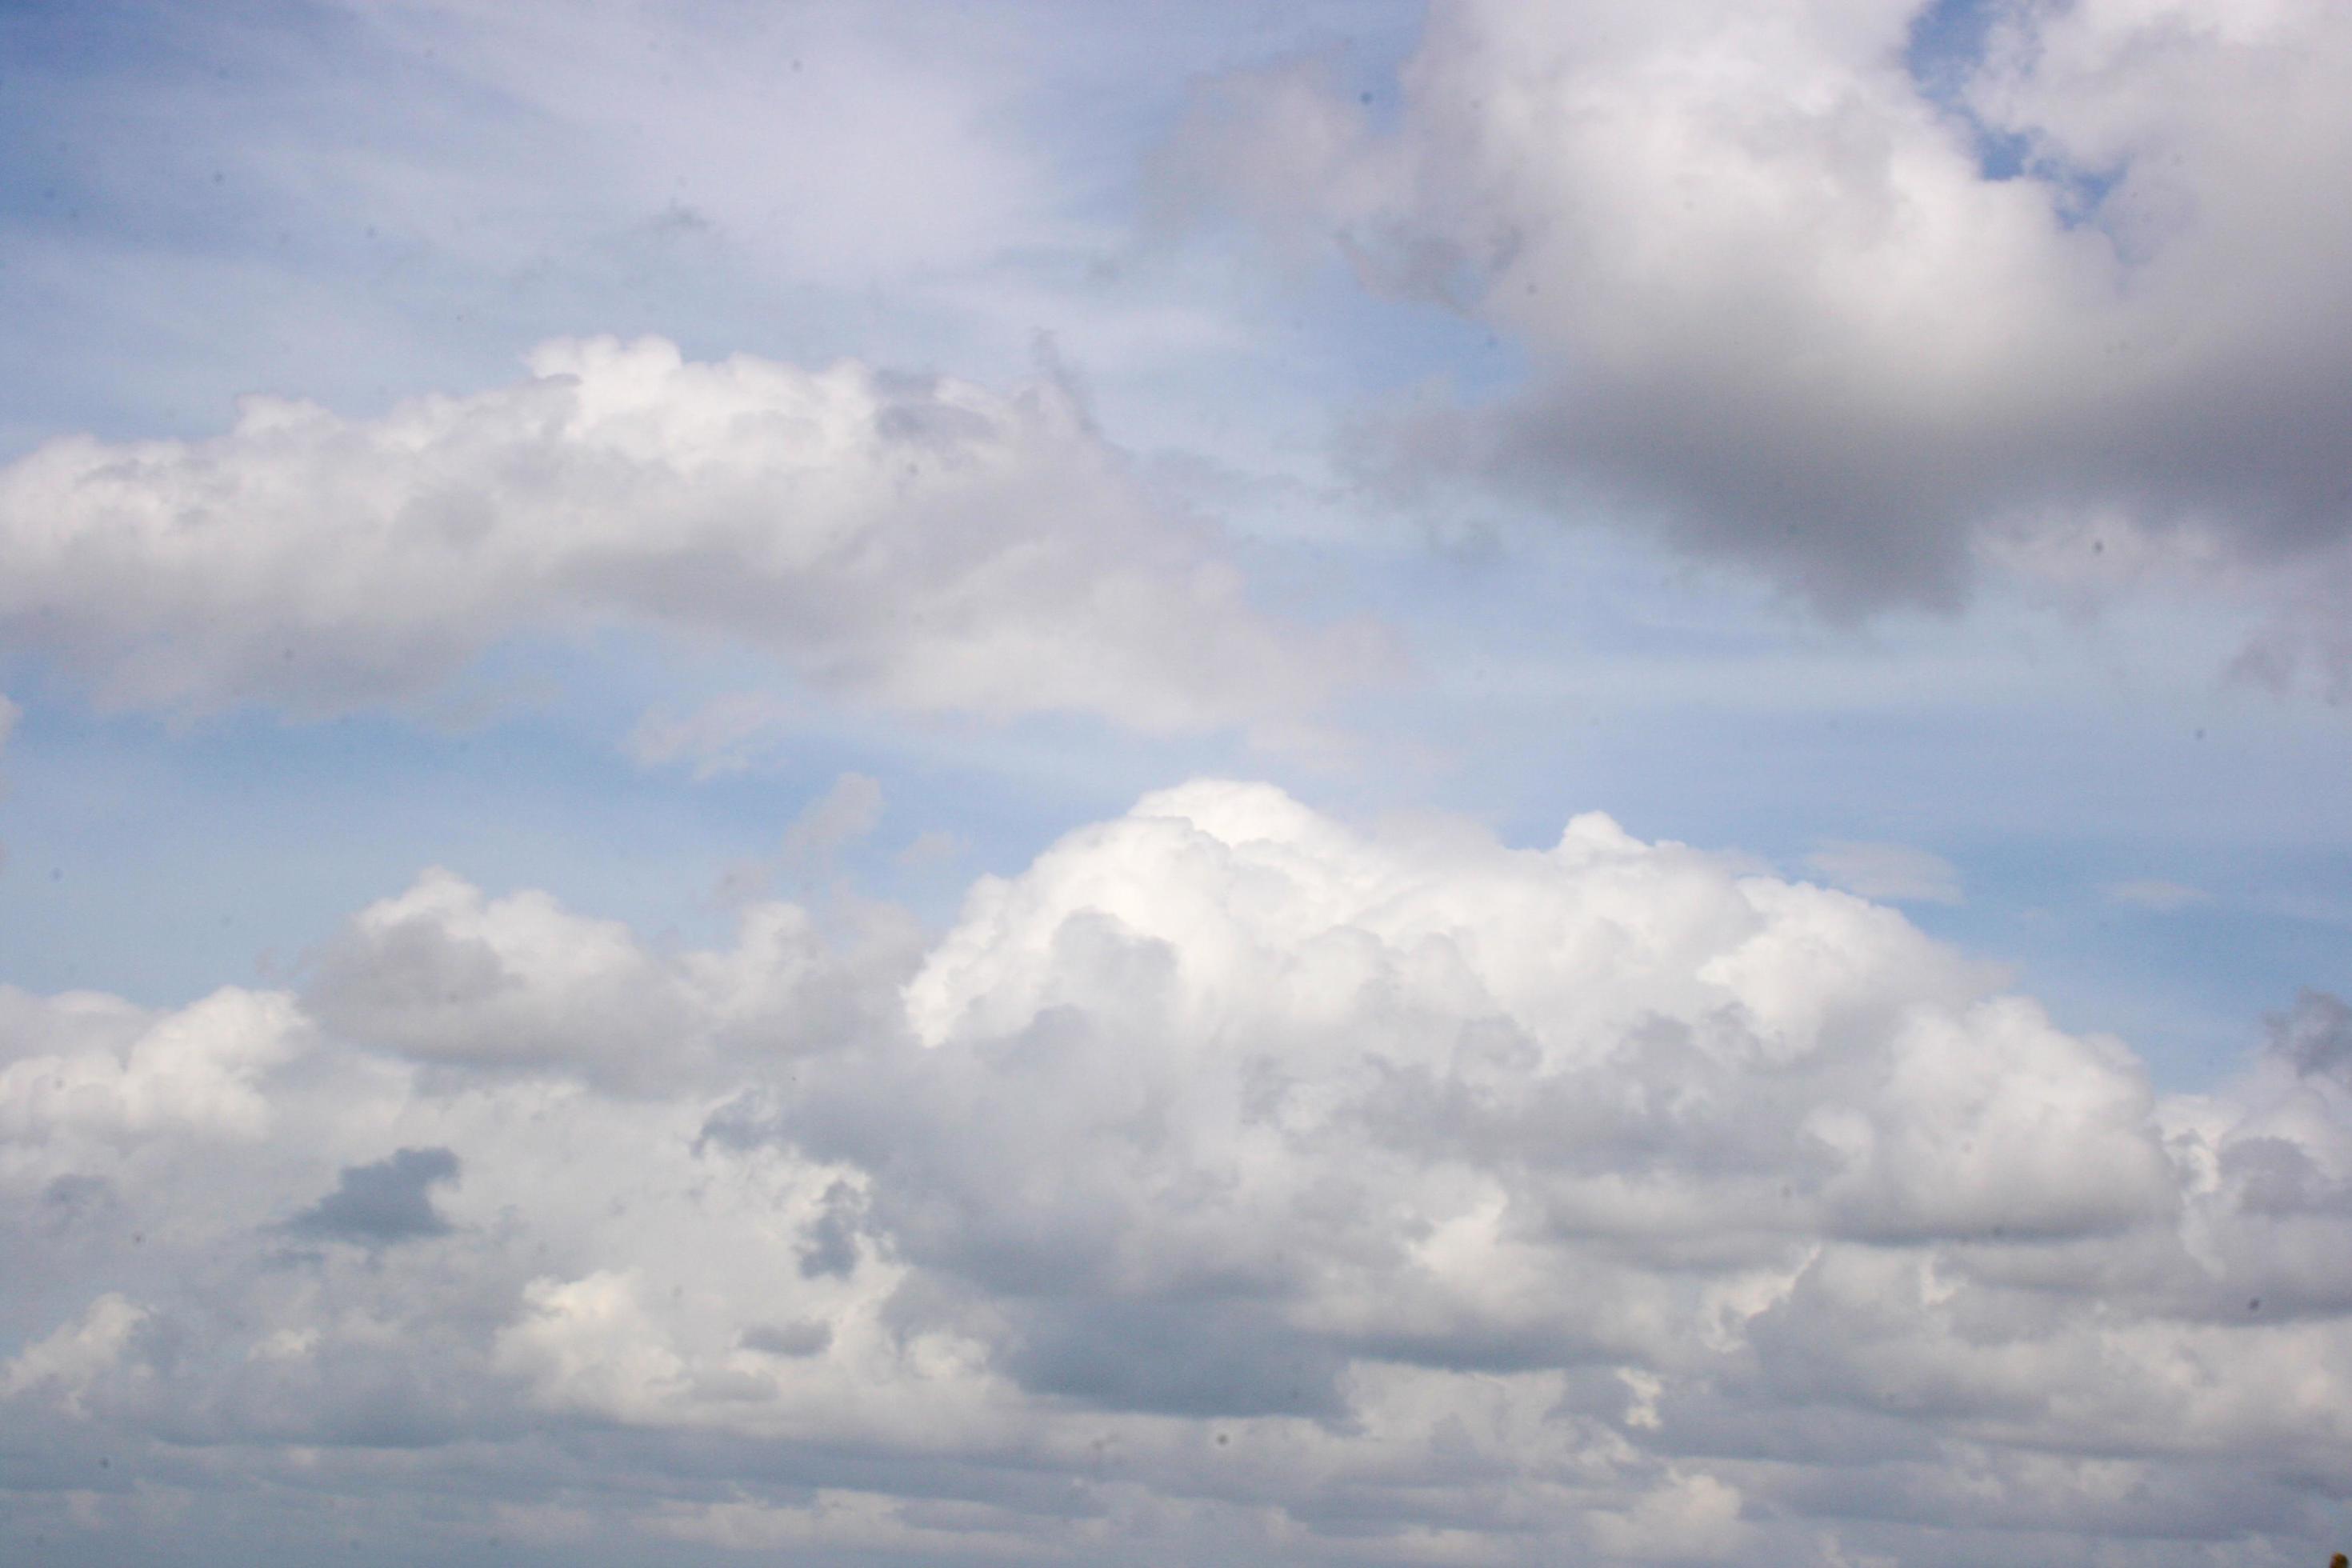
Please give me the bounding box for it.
[0,337,1385,734]
[6,782,2347,1563]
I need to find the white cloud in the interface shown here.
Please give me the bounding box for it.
[1170,0,2352,651]
[1805,840,1965,905]
[0,985,308,1144]
[0,1294,150,1422]
[0,337,1386,734]
[303,867,921,1092]
[3,783,2349,1562]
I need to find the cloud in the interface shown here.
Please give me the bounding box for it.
[287,1146,462,1245]
[0,336,1386,734]
[625,694,806,781]
[1805,840,1964,905]
[0,1294,150,1419]
[2269,989,2352,1084]
[780,774,886,874]
[1169,0,2352,640]
[2106,878,2212,912]
[895,828,970,872]
[4,784,2350,1562]
[303,866,922,1092]
[0,984,309,1143]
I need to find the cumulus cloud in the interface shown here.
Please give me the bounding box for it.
[4,784,2350,1563]
[0,336,1386,734]
[302,865,920,1092]
[1169,0,2352,646]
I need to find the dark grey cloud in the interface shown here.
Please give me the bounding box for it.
[289,1147,461,1245]
[1171,0,2352,659]
[738,1320,833,1358]
[2270,989,2352,1083]
[797,1179,865,1280]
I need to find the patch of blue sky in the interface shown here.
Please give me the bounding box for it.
[1918,838,2352,1086]
[0,618,1278,1002]
[1902,0,2128,228]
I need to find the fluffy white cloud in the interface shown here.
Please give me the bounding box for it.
[0,336,1384,734]
[4,784,2349,1563]
[304,866,919,1093]
[1170,0,2352,650]
[0,985,308,1145]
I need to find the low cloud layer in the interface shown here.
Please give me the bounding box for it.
[6,784,2348,1563]
[1170,0,2352,667]
[0,337,1382,734]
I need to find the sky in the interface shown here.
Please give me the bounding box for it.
[2,0,2351,1562]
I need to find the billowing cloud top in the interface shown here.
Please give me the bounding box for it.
[6,782,2348,1563]
[0,337,1384,731]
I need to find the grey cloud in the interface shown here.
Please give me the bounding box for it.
[37,1173,118,1237]
[2270,989,2352,1082]
[1001,1298,1350,1420]
[289,1147,462,1245]
[738,1320,832,1358]
[1175,0,2352,644]
[797,1179,865,1280]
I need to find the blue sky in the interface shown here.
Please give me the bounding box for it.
[6,2,2352,1563]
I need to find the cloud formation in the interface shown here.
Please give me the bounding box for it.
[6,784,2349,1562]
[1170,0,2352,647]
[0,337,1383,734]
